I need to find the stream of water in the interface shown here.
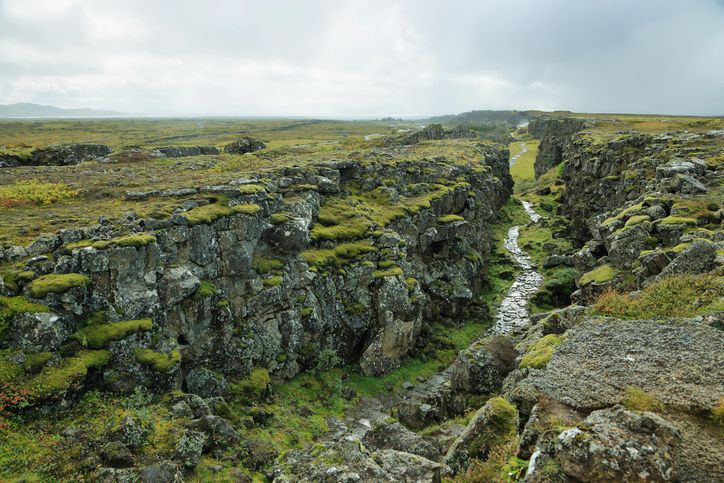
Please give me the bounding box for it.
[492,200,543,334]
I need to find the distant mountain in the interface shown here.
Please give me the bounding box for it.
[0,102,122,118]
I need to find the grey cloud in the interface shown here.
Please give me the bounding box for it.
[0,0,722,116]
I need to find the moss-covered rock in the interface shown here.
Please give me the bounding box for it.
[72,319,152,348]
[27,273,89,298]
[134,348,180,372]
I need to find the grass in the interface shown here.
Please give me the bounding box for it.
[0,180,79,208]
[509,140,539,193]
[72,318,153,348]
[593,274,723,319]
[622,386,664,412]
[519,334,566,369]
[27,273,89,298]
[134,349,181,372]
[301,241,376,268]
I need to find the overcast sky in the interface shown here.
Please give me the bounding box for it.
[1,0,723,117]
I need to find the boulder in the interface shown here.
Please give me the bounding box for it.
[139,461,184,483]
[185,368,228,398]
[101,441,134,468]
[607,225,649,269]
[671,174,708,194]
[449,335,517,394]
[189,415,240,448]
[175,430,207,468]
[361,419,440,461]
[554,406,680,482]
[658,239,717,279]
[444,397,518,473]
[30,143,111,165]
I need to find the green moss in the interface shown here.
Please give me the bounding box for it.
[65,233,156,251]
[405,277,418,291]
[437,214,465,224]
[377,260,396,269]
[270,212,292,225]
[23,350,110,400]
[622,386,664,412]
[253,257,284,274]
[658,215,697,226]
[625,215,650,227]
[466,397,518,459]
[134,348,180,372]
[344,303,366,315]
[300,307,314,317]
[712,398,724,427]
[183,203,261,225]
[0,296,49,340]
[237,184,265,195]
[72,318,153,348]
[263,276,283,288]
[578,264,616,287]
[196,281,217,298]
[373,267,404,278]
[27,273,89,298]
[519,334,566,369]
[231,368,270,399]
[301,241,376,267]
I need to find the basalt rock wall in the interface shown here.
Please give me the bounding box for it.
[2,144,512,399]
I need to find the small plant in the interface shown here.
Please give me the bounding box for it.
[0,383,30,429]
[622,386,664,412]
[0,180,79,207]
[316,349,341,372]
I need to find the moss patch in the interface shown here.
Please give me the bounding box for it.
[72,318,153,348]
[658,215,697,226]
[22,350,110,400]
[263,275,283,288]
[134,349,180,372]
[27,273,89,298]
[437,214,465,224]
[373,267,404,278]
[622,386,664,412]
[183,203,261,225]
[0,296,49,340]
[195,281,217,298]
[519,334,566,369]
[301,241,376,268]
[578,264,616,287]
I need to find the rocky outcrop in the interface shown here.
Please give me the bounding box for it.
[224,137,266,154]
[157,146,220,157]
[0,144,513,400]
[399,123,480,145]
[528,117,587,177]
[1,144,111,168]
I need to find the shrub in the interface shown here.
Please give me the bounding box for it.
[27,273,89,298]
[316,349,341,371]
[0,180,79,207]
[72,319,153,348]
[593,274,723,319]
[134,348,180,372]
[519,334,566,369]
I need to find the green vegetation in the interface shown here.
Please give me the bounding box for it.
[712,398,724,427]
[593,274,723,318]
[27,273,89,298]
[658,215,697,226]
[231,368,271,399]
[301,241,376,268]
[195,280,217,298]
[466,397,518,461]
[253,256,284,274]
[72,319,153,348]
[437,214,465,223]
[373,267,404,278]
[0,180,78,207]
[519,334,566,369]
[509,140,539,193]
[578,264,616,287]
[0,296,49,340]
[23,350,110,400]
[237,184,265,195]
[625,215,650,227]
[622,386,664,412]
[134,349,181,372]
[270,212,292,224]
[263,275,283,288]
[183,203,261,225]
[65,233,156,251]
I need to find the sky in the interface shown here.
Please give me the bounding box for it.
[1,0,723,117]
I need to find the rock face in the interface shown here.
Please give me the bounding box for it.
[399,123,479,145]
[448,335,516,394]
[528,117,587,177]
[224,137,266,154]
[30,144,111,165]
[524,317,724,412]
[0,145,513,395]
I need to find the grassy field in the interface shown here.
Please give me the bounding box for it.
[509,139,539,193]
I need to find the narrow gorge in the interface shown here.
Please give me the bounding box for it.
[0,114,722,482]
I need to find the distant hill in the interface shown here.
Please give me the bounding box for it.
[0,102,122,118]
[428,109,537,127]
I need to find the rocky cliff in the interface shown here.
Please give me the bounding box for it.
[528,117,588,178]
[0,142,512,405]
